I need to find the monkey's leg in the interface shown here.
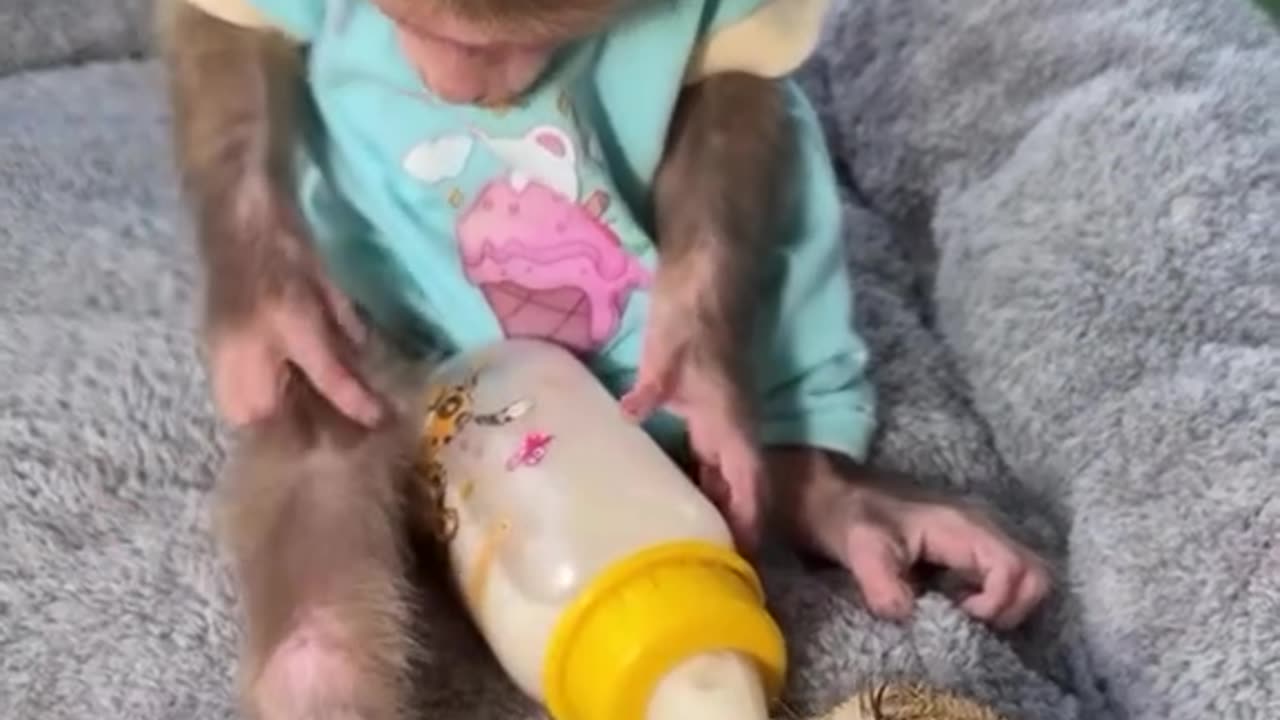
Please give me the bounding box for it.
[216,377,421,720]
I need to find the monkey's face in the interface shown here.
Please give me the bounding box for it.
[374,0,615,105]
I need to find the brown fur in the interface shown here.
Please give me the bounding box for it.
[651,71,788,434]
[158,0,311,327]
[157,1,789,717]
[215,366,428,720]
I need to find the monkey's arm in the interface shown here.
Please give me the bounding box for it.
[649,73,785,375]
[627,0,840,546]
[664,5,880,464]
[640,0,828,411]
[647,0,829,367]
[157,0,307,319]
[157,0,382,427]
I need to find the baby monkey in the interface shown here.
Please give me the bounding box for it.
[158,0,1051,717]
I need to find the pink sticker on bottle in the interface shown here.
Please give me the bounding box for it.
[506,432,554,470]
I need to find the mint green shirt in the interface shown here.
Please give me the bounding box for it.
[248,0,877,462]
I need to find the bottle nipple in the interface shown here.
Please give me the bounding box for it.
[645,651,770,720]
[542,541,785,720]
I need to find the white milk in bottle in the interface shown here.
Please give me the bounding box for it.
[414,340,786,720]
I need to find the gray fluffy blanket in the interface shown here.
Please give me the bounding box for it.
[2,0,1277,718]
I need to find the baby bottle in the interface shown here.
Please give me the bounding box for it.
[414,339,786,720]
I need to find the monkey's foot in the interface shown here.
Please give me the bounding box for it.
[251,610,401,720]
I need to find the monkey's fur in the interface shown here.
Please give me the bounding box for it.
[214,345,439,720]
[156,1,788,718]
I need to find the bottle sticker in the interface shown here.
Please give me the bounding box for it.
[422,373,529,451]
[475,397,534,426]
[506,432,555,471]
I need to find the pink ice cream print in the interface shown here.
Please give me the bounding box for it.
[457,126,651,352]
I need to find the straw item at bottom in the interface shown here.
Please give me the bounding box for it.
[801,683,1005,720]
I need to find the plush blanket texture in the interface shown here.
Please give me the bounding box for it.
[1,0,1276,718]
[0,0,149,76]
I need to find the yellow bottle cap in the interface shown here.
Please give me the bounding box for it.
[542,541,787,720]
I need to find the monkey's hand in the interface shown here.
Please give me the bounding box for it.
[203,200,382,429]
[620,267,769,554]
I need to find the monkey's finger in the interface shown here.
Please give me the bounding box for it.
[725,485,764,556]
[694,427,765,555]
[683,390,740,454]
[686,405,759,477]
[685,416,717,465]
[959,556,1019,625]
[845,526,915,621]
[625,314,691,413]
[699,420,759,486]
[319,279,368,348]
[280,318,383,427]
[697,463,734,513]
[723,506,763,557]
[620,382,666,422]
[212,338,281,427]
[620,351,682,420]
[993,559,1051,630]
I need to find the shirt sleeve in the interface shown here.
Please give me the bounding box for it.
[182,0,323,41]
[685,0,831,83]
[752,80,877,463]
